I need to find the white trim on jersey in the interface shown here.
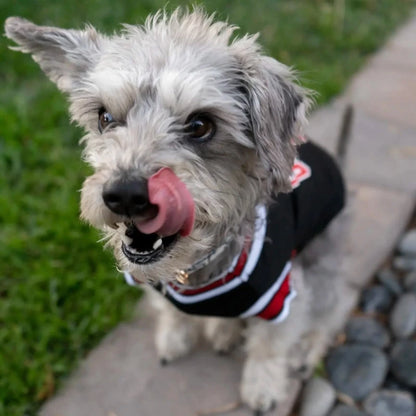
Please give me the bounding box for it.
[271,285,297,324]
[239,260,292,318]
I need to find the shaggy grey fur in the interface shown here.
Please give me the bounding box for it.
[5,9,348,413]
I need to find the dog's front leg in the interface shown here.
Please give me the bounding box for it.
[203,317,244,354]
[155,300,199,364]
[240,273,308,413]
[241,319,293,413]
[146,288,199,364]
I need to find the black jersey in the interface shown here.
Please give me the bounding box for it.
[124,141,345,323]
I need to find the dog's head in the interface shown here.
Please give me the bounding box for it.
[5,9,310,281]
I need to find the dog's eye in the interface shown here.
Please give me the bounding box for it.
[98,108,116,133]
[185,114,216,143]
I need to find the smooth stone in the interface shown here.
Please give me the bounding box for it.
[404,271,416,292]
[360,285,393,314]
[345,316,390,348]
[393,256,416,272]
[299,376,336,416]
[376,268,403,296]
[391,340,416,387]
[326,345,388,400]
[329,404,367,416]
[398,229,416,256]
[389,293,416,338]
[363,389,415,416]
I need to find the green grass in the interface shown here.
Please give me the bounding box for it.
[0,0,414,415]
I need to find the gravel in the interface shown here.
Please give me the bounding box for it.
[393,256,416,272]
[389,293,416,338]
[397,229,416,256]
[326,345,388,400]
[376,268,402,296]
[390,340,416,387]
[359,285,393,314]
[363,390,415,416]
[299,226,416,415]
[404,271,416,292]
[345,316,390,348]
[299,376,336,416]
[328,404,367,416]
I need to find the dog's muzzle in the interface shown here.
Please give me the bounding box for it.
[102,168,195,265]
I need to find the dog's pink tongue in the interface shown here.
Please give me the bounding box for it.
[136,168,195,237]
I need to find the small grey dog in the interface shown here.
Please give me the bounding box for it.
[5,9,349,413]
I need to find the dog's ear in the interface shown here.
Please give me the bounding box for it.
[233,40,310,192]
[5,17,102,93]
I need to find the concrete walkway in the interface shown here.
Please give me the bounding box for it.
[41,16,416,416]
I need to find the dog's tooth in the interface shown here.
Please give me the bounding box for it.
[153,238,163,250]
[122,235,133,245]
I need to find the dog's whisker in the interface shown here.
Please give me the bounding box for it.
[98,234,112,244]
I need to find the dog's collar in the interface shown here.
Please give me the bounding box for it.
[174,236,234,284]
[173,205,266,285]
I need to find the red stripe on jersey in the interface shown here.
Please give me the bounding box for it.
[168,249,248,296]
[257,273,291,320]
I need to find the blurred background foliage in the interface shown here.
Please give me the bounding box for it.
[0,1,414,415]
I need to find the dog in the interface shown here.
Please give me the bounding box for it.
[5,9,349,413]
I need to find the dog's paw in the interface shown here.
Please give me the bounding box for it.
[241,386,277,413]
[156,328,196,363]
[155,317,198,363]
[204,318,243,354]
[240,358,287,413]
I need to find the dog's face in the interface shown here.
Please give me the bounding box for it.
[5,10,308,282]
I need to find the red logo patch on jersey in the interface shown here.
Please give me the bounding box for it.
[291,159,311,189]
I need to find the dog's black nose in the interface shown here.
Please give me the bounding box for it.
[102,178,151,217]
